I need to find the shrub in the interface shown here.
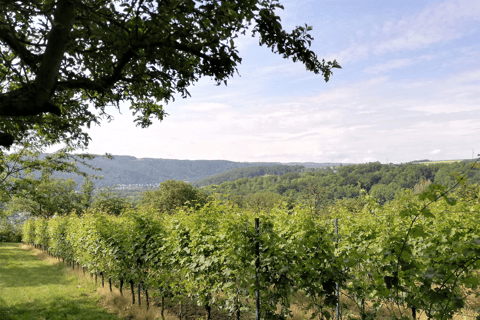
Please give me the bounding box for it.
[0,217,22,242]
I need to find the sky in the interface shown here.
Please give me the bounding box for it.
[79,0,480,164]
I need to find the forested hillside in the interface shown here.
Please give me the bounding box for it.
[50,155,341,189]
[194,164,308,187]
[202,160,480,206]
[54,155,282,188]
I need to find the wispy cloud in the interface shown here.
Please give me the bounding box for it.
[364,59,414,74]
[82,63,480,163]
[180,103,231,112]
[327,0,480,63]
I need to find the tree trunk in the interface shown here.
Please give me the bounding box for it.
[35,0,76,109]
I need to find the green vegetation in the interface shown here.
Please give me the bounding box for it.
[0,218,22,243]
[137,180,207,215]
[90,186,133,216]
[194,164,307,187]
[3,153,480,319]
[0,243,121,320]
[3,172,97,219]
[0,141,98,205]
[5,174,92,218]
[203,160,480,209]
[21,171,480,319]
[3,150,480,221]
[4,1,479,318]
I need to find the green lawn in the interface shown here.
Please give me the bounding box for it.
[0,243,122,320]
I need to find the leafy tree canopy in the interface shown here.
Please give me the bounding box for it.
[5,173,93,217]
[90,185,132,215]
[0,139,99,204]
[202,161,480,206]
[138,179,207,214]
[0,0,341,148]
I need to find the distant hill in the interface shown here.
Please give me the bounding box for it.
[55,155,279,188]
[283,162,345,168]
[53,155,346,189]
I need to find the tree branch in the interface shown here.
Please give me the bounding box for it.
[57,47,136,93]
[34,0,77,108]
[0,86,61,117]
[103,48,136,88]
[0,25,42,70]
[56,40,215,93]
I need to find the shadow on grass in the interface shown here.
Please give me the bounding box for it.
[0,295,121,320]
[0,243,66,288]
[0,243,122,319]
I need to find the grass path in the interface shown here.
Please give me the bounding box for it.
[0,243,121,320]
[4,243,478,320]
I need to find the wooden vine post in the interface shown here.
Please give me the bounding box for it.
[255,217,260,320]
[138,283,141,306]
[335,218,341,320]
[130,280,135,304]
[145,286,149,310]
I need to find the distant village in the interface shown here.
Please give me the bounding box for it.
[112,183,161,190]
[111,182,189,190]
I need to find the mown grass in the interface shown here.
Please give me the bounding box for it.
[0,243,121,320]
[416,160,463,165]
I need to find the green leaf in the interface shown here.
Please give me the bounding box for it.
[411,225,427,238]
[421,208,435,218]
[399,208,414,217]
[442,195,457,206]
[463,276,479,286]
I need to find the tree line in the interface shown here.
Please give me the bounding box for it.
[201,160,480,210]
[2,143,479,222]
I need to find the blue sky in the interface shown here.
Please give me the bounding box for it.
[81,0,480,164]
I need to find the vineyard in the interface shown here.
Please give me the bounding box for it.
[22,182,480,320]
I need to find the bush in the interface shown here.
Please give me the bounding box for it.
[0,217,22,242]
[138,180,207,215]
[91,187,133,216]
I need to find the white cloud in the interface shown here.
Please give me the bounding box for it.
[180,103,231,112]
[430,149,442,155]
[327,0,480,63]
[81,66,480,163]
[364,58,414,74]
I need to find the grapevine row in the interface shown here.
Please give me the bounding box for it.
[23,186,480,319]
